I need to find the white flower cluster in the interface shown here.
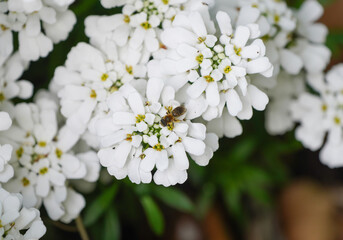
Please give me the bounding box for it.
[53,0,274,186]
[0,188,46,240]
[216,0,330,76]
[51,41,147,148]
[0,96,100,223]
[0,0,96,230]
[96,81,218,186]
[85,0,189,54]
[0,0,76,62]
[153,10,273,138]
[213,0,331,136]
[0,0,339,236]
[0,52,34,187]
[291,64,343,168]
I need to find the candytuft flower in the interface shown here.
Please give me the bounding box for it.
[150,9,272,137]
[0,187,46,239]
[52,42,147,147]
[96,79,218,186]
[0,96,99,222]
[291,64,343,168]
[85,0,189,54]
[0,0,76,62]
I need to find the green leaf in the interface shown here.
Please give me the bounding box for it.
[327,31,343,57]
[228,137,256,163]
[195,183,216,219]
[84,183,119,227]
[104,207,120,240]
[223,182,241,215]
[141,196,164,235]
[152,187,194,213]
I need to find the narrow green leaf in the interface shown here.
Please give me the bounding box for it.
[228,137,256,163]
[195,183,216,219]
[153,187,194,213]
[84,184,118,227]
[141,196,164,235]
[104,207,120,240]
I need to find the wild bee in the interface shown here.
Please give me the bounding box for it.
[160,106,187,128]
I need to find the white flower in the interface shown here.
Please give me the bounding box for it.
[206,110,243,138]
[0,112,11,131]
[44,187,85,223]
[213,0,330,137]
[0,97,96,222]
[0,144,14,183]
[96,79,217,186]
[52,42,147,142]
[154,10,271,127]
[265,71,305,135]
[291,64,343,168]
[0,0,76,62]
[0,53,32,104]
[0,187,46,240]
[296,0,327,44]
[85,0,188,54]
[100,0,132,8]
[216,0,330,76]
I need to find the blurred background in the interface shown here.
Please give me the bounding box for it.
[22,0,343,239]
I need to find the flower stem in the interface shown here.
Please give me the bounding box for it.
[76,216,90,240]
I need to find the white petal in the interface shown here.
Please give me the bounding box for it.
[247,85,269,111]
[226,89,242,116]
[182,137,205,156]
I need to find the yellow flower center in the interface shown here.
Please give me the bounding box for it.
[21,177,30,187]
[234,46,242,56]
[153,143,165,151]
[16,147,24,158]
[126,65,133,75]
[334,117,341,125]
[0,24,8,31]
[204,75,214,83]
[321,104,327,112]
[198,37,206,43]
[124,15,130,23]
[90,90,97,99]
[126,134,133,142]
[196,54,204,64]
[110,85,118,93]
[38,141,46,147]
[136,114,146,123]
[0,92,5,102]
[39,167,48,175]
[141,21,151,30]
[101,73,109,81]
[55,148,63,159]
[224,66,232,74]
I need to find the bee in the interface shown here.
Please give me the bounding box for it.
[161,106,187,129]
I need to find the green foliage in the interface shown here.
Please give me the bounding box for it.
[194,183,216,219]
[104,207,121,240]
[327,31,343,57]
[189,109,302,227]
[152,187,194,213]
[287,0,336,8]
[140,196,165,236]
[83,183,119,227]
